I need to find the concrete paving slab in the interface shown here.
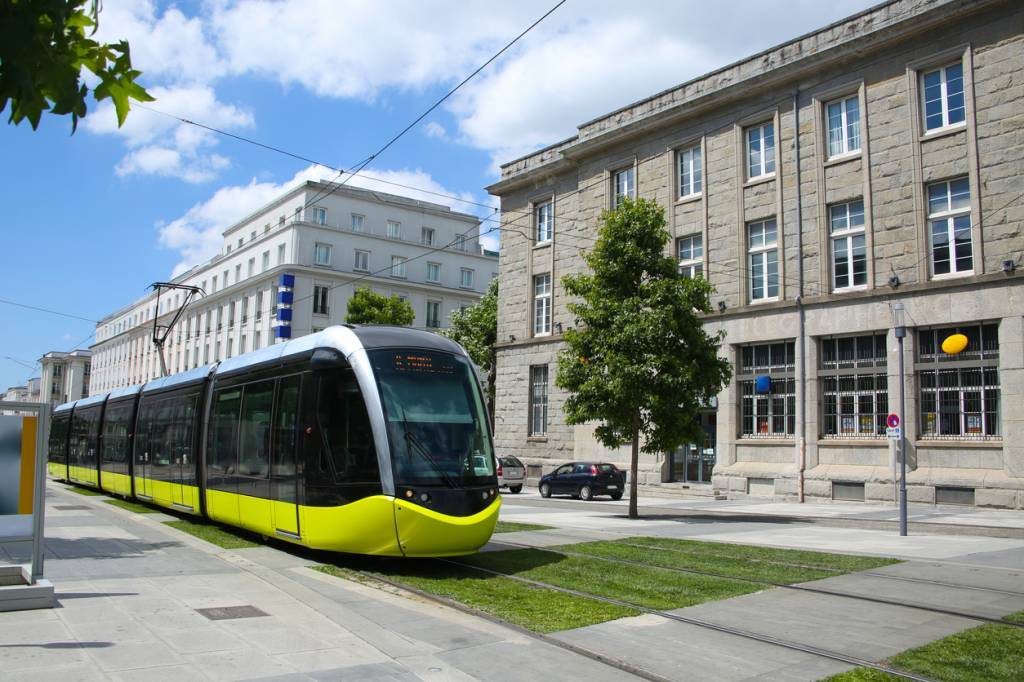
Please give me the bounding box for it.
[85,638,186,673]
[156,626,247,654]
[108,663,213,682]
[187,648,297,681]
[554,613,852,681]
[437,638,642,682]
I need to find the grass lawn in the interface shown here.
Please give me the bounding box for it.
[67,486,104,496]
[823,610,1024,681]
[560,537,898,584]
[316,562,637,633]
[105,498,160,514]
[164,519,259,549]
[315,536,902,635]
[494,521,554,533]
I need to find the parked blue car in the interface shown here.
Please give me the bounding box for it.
[538,462,624,501]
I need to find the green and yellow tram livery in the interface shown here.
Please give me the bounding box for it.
[47,326,500,557]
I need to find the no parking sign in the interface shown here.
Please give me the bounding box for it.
[886,413,901,440]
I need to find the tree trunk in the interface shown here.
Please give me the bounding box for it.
[629,415,640,519]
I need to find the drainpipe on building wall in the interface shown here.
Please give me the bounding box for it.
[793,91,806,503]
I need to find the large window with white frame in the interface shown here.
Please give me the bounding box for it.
[612,166,635,208]
[387,220,402,240]
[921,62,965,132]
[738,341,795,438]
[533,273,552,336]
[830,199,867,290]
[390,255,407,278]
[310,206,327,225]
[425,300,441,328]
[351,214,364,232]
[677,145,702,198]
[917,324,1000,440]
[421,226,435,246]
[746,122,775,179]
[314,243,331,266]
[826,94,861,158]
[426,262,441,282]
[354,249,369,271]
[747,219,779,302]
[460,268,474,289]
[820,334,887,439]
[535,200,553,243]
[677,235,703,279]
[928,177,972,277]
[528,365,549,437]
[313,285,329,315]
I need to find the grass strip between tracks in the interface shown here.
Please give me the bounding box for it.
[316,537,898,634]
[494,520,555,533]
[823,609,1024,681]
[315,562,638,633]
[164,519,260,549]
[560,537,899,584]
[67,485,104,496]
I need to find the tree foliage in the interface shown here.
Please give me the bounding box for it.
[345,287,415,326]
[1,0,154,132]
[556,197,731,518]
[442,277,498,419]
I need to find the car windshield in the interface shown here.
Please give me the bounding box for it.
[500,457,522,467]
[369,349,496,487]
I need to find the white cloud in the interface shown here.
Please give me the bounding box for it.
[84,85,253,183]
[423,122,447,139]
[159,165,487,276]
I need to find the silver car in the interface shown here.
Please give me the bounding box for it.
[497,456,526,494]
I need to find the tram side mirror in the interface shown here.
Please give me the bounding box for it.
[311,347,347,373]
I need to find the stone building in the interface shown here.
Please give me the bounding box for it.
[38,351,91,406]
[486,0,1024,508]
[90,180,497,394]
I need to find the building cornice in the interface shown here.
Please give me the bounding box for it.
[488,0,1006,195]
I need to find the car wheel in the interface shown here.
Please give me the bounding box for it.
[540,483,551,498]
[579,485,593,501]
[611,492,623,501]
[510,485,522,494]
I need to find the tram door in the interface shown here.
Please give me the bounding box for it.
[134,402,153,499]
[271,375,302,537]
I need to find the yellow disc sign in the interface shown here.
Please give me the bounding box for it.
[941,333,969,355]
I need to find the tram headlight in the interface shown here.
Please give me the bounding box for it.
[419,492,431,503]
[405,489,414,499]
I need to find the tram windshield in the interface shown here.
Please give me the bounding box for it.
[369,349,496,487]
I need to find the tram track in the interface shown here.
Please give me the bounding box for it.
[507,527,1024,600]
[492,537,1024,630]
[429,556,937,682]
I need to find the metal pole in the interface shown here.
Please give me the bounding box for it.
[898,338,907,536]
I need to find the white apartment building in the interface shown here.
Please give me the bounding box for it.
[89,180,498,394]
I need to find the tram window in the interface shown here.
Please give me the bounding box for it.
[154,399,175,468]
[48,414,69,462]
[180,395,196,468]
[239,380,274,477]
[209,388,242,475]
[272,375,301,480]
[101,403,132,464]
[316,372,378,484]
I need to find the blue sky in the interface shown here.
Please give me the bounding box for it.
[0,0,876,390]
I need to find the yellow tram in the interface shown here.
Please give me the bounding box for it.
[47,326,500,556]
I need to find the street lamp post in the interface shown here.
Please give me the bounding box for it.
[892,302,907,537]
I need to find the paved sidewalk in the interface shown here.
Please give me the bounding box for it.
[505,489,1024,532]
[0,483,638,681]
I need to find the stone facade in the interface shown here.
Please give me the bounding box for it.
[487,0,1024,508]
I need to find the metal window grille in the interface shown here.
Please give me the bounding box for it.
[529,365,549,436]
[916,324,1000,440]
[738,341,795,438]
[820,334,888,439]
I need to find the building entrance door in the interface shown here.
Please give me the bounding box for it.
[670,410,716,483]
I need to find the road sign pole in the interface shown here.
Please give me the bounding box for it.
[893,303,908,537]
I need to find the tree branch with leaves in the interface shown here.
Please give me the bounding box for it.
[442,277,497,422]
[1,0,153,132]
[556,197,731,519]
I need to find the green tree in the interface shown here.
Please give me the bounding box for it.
[556,197,731,519]
[442,277,498,421]
[345,287,415,326]
[1,0,153,132]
